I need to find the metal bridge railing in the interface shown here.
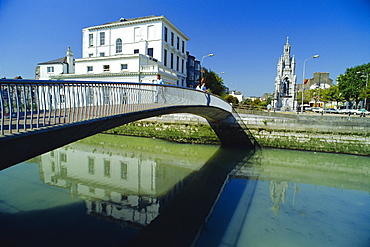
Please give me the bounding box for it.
[0,79,232,135]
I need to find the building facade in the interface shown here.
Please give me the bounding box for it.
[186,52,201,88]
[306,72,333,90]
[37,16,190,86]
[272,37,297,111]
[36,47,74,80]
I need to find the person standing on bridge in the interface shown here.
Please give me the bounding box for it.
[155,74,166,103]
[201,82,208,92]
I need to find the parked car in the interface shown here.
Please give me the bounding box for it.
[311,107,323,113]
[352,109,370,115]
[323,108,338,114]
[337,108,350,114]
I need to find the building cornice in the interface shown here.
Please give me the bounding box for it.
[85,15,189,41]
[75,54,141,63]
[52,71,181,80]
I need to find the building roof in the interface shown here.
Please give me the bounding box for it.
[103,15,158,25]
[85,15,189,41]
[38,57,67,65]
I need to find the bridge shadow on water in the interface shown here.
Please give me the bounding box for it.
[125,146,257,247]
[0,134,258,247]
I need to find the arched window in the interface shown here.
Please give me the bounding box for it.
[116,38,122,53]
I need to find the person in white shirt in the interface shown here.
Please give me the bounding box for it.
[155,74,166,103]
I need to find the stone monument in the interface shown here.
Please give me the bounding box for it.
[272,37,297,111]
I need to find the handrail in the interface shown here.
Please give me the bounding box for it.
[0,79,232,135]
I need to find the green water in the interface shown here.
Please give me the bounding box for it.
[196,148,370,247]
[0,134,369,246]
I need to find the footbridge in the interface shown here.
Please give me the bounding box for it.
[0,79,258,169]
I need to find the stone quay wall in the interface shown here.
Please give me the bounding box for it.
[139,110,370,156]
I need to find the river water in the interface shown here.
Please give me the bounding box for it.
[0,134,369,246]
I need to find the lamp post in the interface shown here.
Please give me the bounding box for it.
[301,55,319,113]
[201,53,214,65]
[201,54,214,84]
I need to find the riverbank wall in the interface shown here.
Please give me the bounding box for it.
[104,110,370,156]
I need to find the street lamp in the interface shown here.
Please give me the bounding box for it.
[201,53,214,64]
[201,53,214,84]
[301,55,319,113]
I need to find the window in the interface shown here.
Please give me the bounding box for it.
[89,34,93,46]
[170,53,174,69]
[116,38,122,53]
[147,25,154,40]
[47,66,54,73]
[87,66,93,72]
[134,49,139,54]
[88,157,95,175]
[182,59,184,73]
[103,65,110,71]
[121,64,128,70]
[88,53,93,57]
[121,162,128,179]
[100,32,105,45]
[104,160,110,177]
[176,56,179,71]
[177,37,180,50]
[190,71,194,80]
[164,27,168,42]
[182,41,185,53]
[100,52,105,57]
[147,48,153,57]
[60,153,67,162]
[164,49,167,66]
[171,32,174,46]
[134,27,141,42]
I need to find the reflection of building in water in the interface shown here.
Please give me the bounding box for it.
[269,181,288,215]
[231,149,370,193]
[39,141,201,228]
[230,149,370,214]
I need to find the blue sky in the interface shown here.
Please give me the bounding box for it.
[0,0,369,96]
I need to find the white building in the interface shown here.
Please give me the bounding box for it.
[36,47,74,80]
[229,90,243,103]
[36,15,190,86]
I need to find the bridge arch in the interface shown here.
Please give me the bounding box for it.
[0,80,257,169]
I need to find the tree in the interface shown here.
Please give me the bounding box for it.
[203,70,227,96]
[320,85,345,107]
[224,95,239,105]
[305,88,322,106]
[337,63,370,107]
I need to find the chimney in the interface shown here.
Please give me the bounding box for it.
[66,47,75,74]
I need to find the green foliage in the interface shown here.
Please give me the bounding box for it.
[203,70,227,96]
[224,95,239,105]
[320,85,345,106]
[250,98,262,106]
[306,88,322,105]
[337,62,370,106]
[104,122,220,144]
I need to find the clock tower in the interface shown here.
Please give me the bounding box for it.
[272,37,297,111]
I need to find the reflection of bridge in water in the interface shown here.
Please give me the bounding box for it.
[0,79,258,170]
